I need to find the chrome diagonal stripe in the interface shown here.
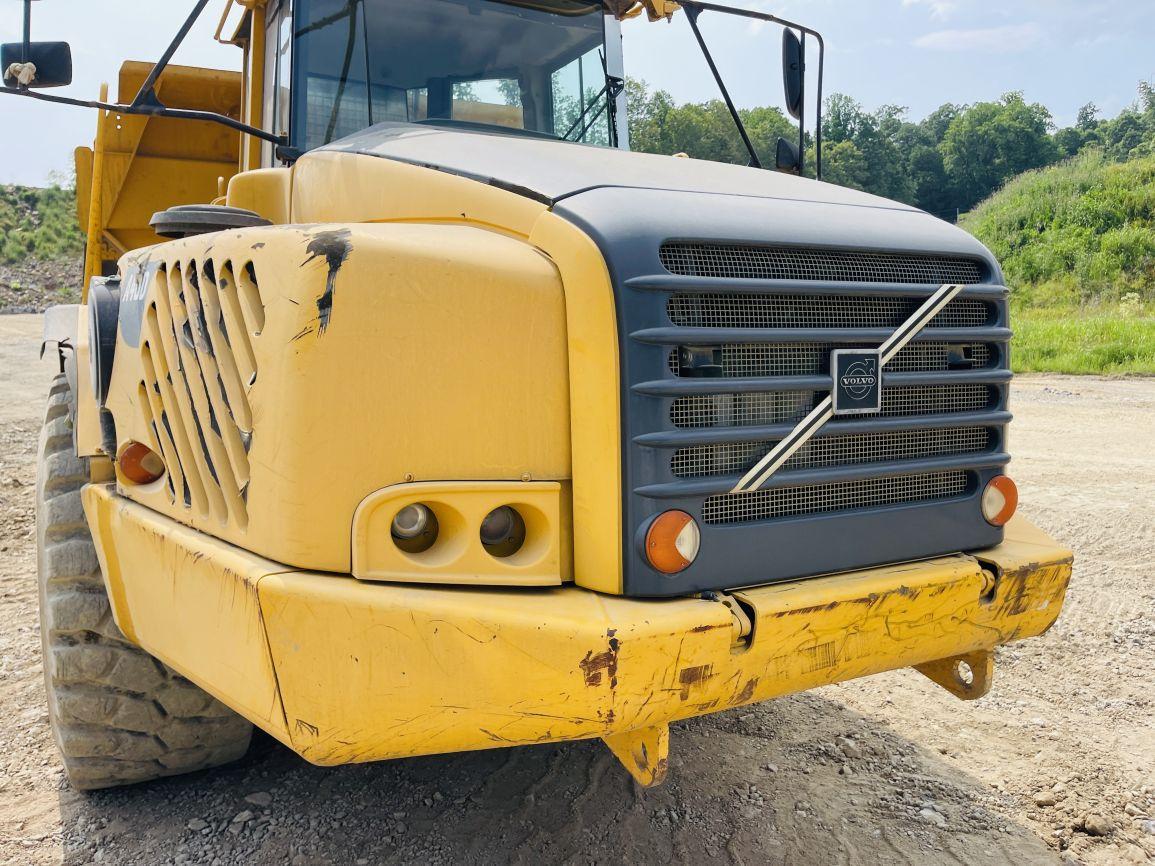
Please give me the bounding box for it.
[729,283,968,495]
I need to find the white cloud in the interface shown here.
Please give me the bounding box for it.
[902,0,959,21]
[913,23,1044,53]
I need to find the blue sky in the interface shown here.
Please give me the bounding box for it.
[1,0,1152,185]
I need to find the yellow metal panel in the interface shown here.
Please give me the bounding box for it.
[226,168,291,223]
[81,485,291,745]
[528,213,624,594]
[104,223,572,573]
[103,154,240,248]
[288,151,625,589]
[75,62,243,281]
[86,488,1072,767]
[116,62,243,125]
[259,518,1069,765]
[603,724,670,787]
[257,569,722,764]
[352,481,572,586]
[72,304,104,458]
[74,147,94,250]
[291,149,546,238]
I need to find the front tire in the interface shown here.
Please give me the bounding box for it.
[36,373,252,790]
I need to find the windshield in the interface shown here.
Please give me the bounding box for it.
[291,0,614,151]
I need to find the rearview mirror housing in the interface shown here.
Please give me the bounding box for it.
[775,137,801,173]
[781,29,803,120]
[2,41,73,88]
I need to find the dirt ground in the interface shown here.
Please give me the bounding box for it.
[0,312,1152,866]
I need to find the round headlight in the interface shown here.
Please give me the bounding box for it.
[392,503,433,538]
[391,503,439,553]
[480,505,526,557]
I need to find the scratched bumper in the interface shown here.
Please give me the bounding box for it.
[82,483,1072,766]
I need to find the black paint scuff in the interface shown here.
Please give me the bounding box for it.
[301,229,352,335]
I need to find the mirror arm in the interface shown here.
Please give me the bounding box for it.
[0,86,287,146]
[797,32,805,175]
[680,0,825,179]
[22,0,32,59]
[5,0,280,146]
[683,4,762,169]
[814,31,824,180]
[128,0,212,110]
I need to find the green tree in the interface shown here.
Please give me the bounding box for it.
[940,92,1059,211]
[821,140,868,190]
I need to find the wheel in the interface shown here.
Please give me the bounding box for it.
[36,373,252,790]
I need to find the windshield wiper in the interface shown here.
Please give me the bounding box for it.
[561,51,623,145]
[682,4,760,168]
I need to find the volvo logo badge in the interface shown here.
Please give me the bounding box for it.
[831,349,882,415]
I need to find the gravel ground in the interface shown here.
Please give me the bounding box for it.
[1,312,1152,865]
[0,260,81,314]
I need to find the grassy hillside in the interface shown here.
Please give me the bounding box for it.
[0,184,84,264]
[962,151,1155,374]
[0,185,84,312]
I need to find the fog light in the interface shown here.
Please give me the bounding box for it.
[480,505,526,558]
[118,441,165,485]
[645,510,700,574]
[981,475,1018,526]
[391,503,438,553]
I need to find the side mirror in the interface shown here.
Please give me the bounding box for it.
[2,41,72,89]
[775,137,801,173]
[781,29,803,120]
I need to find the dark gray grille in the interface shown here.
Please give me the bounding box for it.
[668,293,990,329]
[660,243,985,285]
[670,384,992,428]
[701,471,969,524]
[672,427,991,478]
[669,342,992,377]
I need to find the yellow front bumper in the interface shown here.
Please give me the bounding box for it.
[83,484,1071,785]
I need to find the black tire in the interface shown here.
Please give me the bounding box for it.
[36,373,252,790]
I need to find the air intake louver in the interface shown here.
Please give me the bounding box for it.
[659,243,986,285]
[136,259,263,528]
[701,471,970,525]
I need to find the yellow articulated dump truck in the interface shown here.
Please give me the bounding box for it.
[4,0,1072,790]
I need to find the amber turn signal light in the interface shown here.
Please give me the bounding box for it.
[981,475,1018,526]
[645,510,701,574]
[118,441,165,485]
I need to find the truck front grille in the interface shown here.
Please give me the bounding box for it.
[629,241,1009,531]
[700,471,970,525]
[135,258,263,527]
[659,242,986,285]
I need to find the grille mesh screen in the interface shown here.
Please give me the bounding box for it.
[669,342,992,377]
[701,471,969,524]
[668,293,990,329]
[671,427,991,478]
[670,384,993,429]
[660,243,985,285]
